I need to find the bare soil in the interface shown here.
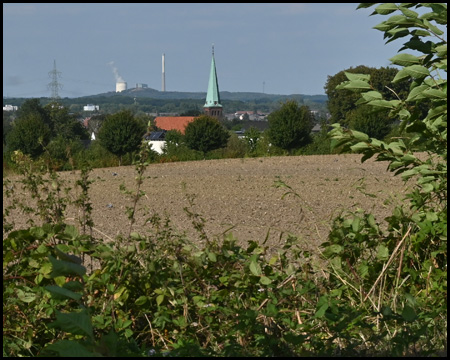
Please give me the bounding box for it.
[3,154,412,253]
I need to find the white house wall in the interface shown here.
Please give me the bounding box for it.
[149,141,166,154]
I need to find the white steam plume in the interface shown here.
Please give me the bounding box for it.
[107,61,124,82]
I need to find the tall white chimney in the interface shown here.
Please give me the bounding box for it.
[162,53,166,92]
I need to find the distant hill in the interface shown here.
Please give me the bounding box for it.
[3,88,328,116]
[81,87,327,103]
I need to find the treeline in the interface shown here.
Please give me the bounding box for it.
[3,99,333,172]
[3,64,419,173]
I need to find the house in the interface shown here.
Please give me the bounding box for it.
[83,104,99,111]
[3,104,18,111]
[145,131,167,154]
[154,116,196,134]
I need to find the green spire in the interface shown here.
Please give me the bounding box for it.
[204,45,222,108]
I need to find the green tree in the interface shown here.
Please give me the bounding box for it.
[97,110,146,165]
[184,115,230,155]
[346,105,393,139]
[267,100,314,153]
[324,66,415,139]
[16,98,52,128]
[5,114,51,158]
[165,129,184,147]
[44,102,89,140]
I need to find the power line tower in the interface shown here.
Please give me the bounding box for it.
[48,59,63,101]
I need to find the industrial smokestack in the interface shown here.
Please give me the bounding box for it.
[162,53,166,92]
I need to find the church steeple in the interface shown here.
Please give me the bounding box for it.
[204,44,223,119]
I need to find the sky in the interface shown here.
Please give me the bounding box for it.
[3,3,416,98]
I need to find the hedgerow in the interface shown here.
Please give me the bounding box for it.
[3,3,446,357]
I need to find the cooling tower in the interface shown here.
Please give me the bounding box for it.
[116,82,127,92]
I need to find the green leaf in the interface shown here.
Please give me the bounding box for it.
[404,65,430,78]
[406,85,429,101]
[55,247,82,265]
[368,99,400,109]
[207,251,217,262]
[315,303,329,318]
[344,72,371,81]
[323,244,343,258]
[422,88,447,99]
[351,130,370,142]
[130,232,142,240]
[45,285,82,301]
[423,19,444,36]
[410,29,431,37]
[37,243,49,254]
[382,306,393,317]
[30,226,45,239]
[362,91,383,102]
[343,80,372,90]
[421,183,434,193]
[376,244,389,261]
[374,3,398,15]
[39,261,53,275]
[50,309,94,339]
[43,340,94,357]
[135,296,148,306]
[392,68,411,83]
[249,260,261,276]
[352,217,361,232]
[434,44,447,57]
[389,53,421,66]
[350,142,369,152]
[399,6,418,18]
[49,255,86,278]
[64,225,79,239]
[260,276,272,285]
[17,289,36,303]
[156,294,165,306]
[367,214,378,231]
[373,22,393,32]
[63,280,84,292]
[358,263,369,279]
[401,305,417,322]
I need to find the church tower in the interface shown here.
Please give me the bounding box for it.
[203,45,223,119]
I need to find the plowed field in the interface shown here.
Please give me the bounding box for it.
[4,154,412,253]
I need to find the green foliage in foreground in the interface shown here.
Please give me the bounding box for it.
[3,3,447,357]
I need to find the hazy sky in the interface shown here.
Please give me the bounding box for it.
[4,3,407,98]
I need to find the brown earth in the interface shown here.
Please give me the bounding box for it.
[3,154,412,254]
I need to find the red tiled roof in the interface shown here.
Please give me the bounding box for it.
[155,116,196,134]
